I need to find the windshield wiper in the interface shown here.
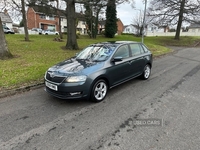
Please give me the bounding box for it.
[92,59,105,62]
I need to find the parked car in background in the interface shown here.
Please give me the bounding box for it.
[44,41,153,102]
[3,25,15,34]
[31,28,42,34]
[42,29,59,35]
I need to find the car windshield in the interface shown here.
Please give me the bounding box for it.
[76,44,117,61]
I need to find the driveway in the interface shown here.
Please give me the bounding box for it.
[0,47,200,150]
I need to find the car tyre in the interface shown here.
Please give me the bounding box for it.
[90,79,108,102]
[141,64,151,80]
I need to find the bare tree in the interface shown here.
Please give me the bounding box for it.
[84,0,107,38]
[49,0,63,39]
[147,0,200,40]
[2,0,30,41]
[28,0,135,49]
[20,0,29,41]
[132,10,143,36]
[0,0,22,22]
[56,0,63,39]
[0,17,12,59]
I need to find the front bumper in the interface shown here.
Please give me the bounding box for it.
[44,80,90,100]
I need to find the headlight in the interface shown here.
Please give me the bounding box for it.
[66,75,87,82]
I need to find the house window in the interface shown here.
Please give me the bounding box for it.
[47,25,55,30]
[49,16,55,20]
[126,28,130,32]
[39,14,46,19]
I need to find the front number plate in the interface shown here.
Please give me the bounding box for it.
[45,81,58,91]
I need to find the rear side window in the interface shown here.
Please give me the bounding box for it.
[130,44,143,56]
[141,44,149,53]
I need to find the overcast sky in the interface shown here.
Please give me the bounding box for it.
[117,0,145,25]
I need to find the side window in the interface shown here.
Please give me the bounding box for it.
[113,45,130,59]
[130,44,143,56]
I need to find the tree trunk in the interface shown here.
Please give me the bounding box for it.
[0,18,12,59]
[56,0,63,39]
[21,0,29,41]
[66,0,79,50]
[58,14,63,39]
[94,8,101,39]
[175,0,185,40]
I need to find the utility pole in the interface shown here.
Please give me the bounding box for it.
[142,0,147,43]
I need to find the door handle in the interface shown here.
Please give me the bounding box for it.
[128,60,133,64]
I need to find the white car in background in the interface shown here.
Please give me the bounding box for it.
[31,28,42,34]
[3,26,15,34]
[42,29,59,35]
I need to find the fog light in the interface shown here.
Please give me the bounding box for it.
[70,92,81,96]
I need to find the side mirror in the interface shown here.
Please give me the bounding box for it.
[112,56,123,62]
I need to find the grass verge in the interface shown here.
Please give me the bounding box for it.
[0,34,199,90]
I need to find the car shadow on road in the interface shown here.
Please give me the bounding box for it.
[44,77,142,106]
[45,93,93,106]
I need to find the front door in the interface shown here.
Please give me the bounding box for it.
[107,44,131,86]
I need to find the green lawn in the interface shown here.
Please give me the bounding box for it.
[0,34,199,90]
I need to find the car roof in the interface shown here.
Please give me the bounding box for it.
[102,41,140,44]
[90,41,141,46]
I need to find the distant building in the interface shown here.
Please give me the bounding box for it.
[146,23,169,33]
[188,23,200,33]
[123,24,139,34]
[0,9,13,29]
[98,19,124,35]
[117,19,124,35]
[27,6,61,31]
[27,6,86,34]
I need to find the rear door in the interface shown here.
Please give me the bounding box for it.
[128,43,146,77]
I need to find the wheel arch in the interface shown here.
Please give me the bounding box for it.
[146,62,152,68]
[88,75,109,96]
[91,75,110,89]
[88,75,110,102]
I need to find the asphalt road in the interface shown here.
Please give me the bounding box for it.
[0,47,200,150]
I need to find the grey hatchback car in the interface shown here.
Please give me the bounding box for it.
[44,41,152,102]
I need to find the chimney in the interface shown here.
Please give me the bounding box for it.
[4,9,8,14]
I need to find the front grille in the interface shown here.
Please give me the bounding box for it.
[46,72,66,83]
[47,87,70,95]
[46,87,83,98]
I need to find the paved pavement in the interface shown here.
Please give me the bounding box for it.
[0,47,200,150]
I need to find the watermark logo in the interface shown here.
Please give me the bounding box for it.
[133,119,163,127]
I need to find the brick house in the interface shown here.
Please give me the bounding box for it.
[98,18,124,35]
[27,6,87,34]
[27,6,124,35]
[27,6,60,31]
[117,19,124,35]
